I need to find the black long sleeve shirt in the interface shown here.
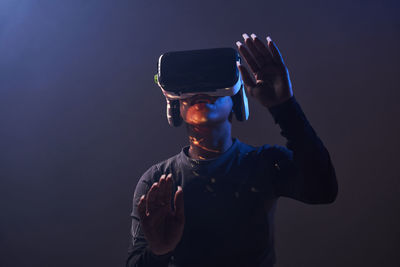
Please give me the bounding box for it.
[126,96,338,267]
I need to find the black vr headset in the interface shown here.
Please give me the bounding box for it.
[154,47,249,127]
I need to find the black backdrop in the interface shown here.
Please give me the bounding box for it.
[1,1,399,266]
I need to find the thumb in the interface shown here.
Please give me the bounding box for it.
[173,186,185,222]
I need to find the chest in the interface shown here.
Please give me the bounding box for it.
[181,162,277,231]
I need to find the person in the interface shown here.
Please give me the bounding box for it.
[126,33,338,267]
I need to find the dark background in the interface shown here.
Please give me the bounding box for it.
[1,0,399,266]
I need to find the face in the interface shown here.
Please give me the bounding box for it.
[179,94,233,126]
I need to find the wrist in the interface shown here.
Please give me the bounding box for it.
[267,95,300,125]
[267,95,295,110]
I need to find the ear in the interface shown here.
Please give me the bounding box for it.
[166,98,183,127]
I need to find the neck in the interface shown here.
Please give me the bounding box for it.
[186,120,233,160]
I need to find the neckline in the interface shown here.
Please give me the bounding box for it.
[180,137,239,166]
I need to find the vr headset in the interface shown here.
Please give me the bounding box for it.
[154,47,249,127]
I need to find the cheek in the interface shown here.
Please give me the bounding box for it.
[179,96,232,123]
[179,100,188,115]
[216,96,233,113]
[185,106,209,123]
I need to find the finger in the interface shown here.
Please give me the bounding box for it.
[236,41,259,74]
[165,173,173,209]
[173,186,184,222]
[242,33,272,69]
[250,33,274,64]
[237,62,256,97]
[267,36,285,68]
[146,182,160,215]
[243,33,267,68]
[159,173,172,209]
[137,194,147,219]
[157,174,167,204]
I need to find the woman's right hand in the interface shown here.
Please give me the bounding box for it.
[137,173,185,255]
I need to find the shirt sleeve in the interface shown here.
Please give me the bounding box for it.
[265,95,338,204]
[126,166,174,267]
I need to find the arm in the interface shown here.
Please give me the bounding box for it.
[267,96,338,204]
[236,33,337,204]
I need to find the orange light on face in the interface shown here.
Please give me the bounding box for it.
[186,108,207,124]
[189,135,221,153]
[189,136,204,145]
[185,105,209,124]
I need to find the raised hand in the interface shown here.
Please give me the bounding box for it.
[236,33,294,108]
[137,173,185,255]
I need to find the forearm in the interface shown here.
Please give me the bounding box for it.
[269,96,338,203]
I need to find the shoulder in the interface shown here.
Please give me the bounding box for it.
[236,140,291,160]
[137,152,181,186]
[262,144,293,159]
[132,153,180,198]
[236,142,295,181]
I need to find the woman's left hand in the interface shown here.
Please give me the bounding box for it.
[236,33,293,108]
